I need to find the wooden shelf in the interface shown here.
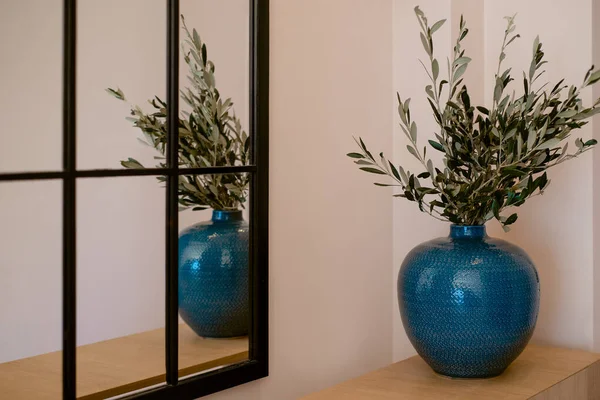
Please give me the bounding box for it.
[0,324,248,399]
[303,345,600,400]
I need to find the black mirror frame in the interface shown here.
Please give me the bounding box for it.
[0,0,269,399]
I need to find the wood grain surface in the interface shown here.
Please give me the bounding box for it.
[0,324,248,399]
[303,345,600,400]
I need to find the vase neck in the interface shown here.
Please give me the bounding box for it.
[212,210,243,222]
[450,225,487,239]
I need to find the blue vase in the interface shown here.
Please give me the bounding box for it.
[398,225,540,378]
[178,210,249,338]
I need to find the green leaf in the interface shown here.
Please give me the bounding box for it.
[476,106,490,115]
[557,110,577,118]
[347,152,364,159]
[359,167,387,175]
[536,138,561,150]
[527,129,537,150]
[574,108,600,120]
[535,152,547,165]
[407,145,419,159]
[585,139,598,146]
[201,44,208,67]
[428,140,444,152]
[453,63,468,82]
[398,102,408,124]
[506,34,521,46]
[432,59,439,80]
[410,122,417,142]
[192,28,201,48]
[427,159,434,174]
[398,166,409,183]
[427,98,442,123]
[417,172,431,179]
[588,70,600,86]
[203,70,215,88]
[420,33,431,56]
[106,87,125,101]
[439,76,448,88]
[505,213,518,225]
[493,80,503,103]
[430,19,446,34]
[389,162,402,182]
[404,98,412,113]
[535,172,548,191]
[529,58,536,80]
[121,158,144,169]
[532,35,540,56]
[359,137,367,152]
[503,167,527,177]
[425,85,435,100]
[453,57,471,68]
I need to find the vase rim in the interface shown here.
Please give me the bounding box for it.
[449,224,487,239]
[212,209,243,222]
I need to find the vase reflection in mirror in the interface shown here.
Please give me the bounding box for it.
[179,210,249,338]
[108,16,251,340]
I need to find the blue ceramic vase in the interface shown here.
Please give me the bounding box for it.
[398,225,540,378]
[178,210,249,338]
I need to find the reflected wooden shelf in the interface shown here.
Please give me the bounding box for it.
[0,324,248,400]
[303,345,600,400]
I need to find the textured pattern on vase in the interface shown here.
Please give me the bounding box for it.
[398,225,540,378]
[179,210,249,338]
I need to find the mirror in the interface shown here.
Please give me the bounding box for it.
[0,0,267,398]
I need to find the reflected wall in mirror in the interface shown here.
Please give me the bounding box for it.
[77,0,166,171]
[0,0,62,173]
[0,0,268,399]
[82,0,250,171]
[76,176,166,399]
[0,181,62,399]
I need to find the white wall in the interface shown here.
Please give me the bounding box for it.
[594,0,600,352]
[205,1,395,399]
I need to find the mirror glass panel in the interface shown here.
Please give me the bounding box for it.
[0,0,62,173]
[77,0,167,171]
[178,173,250,379]
[0,0,252,398]
[76,176,166,399]
[0,181,62,399]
